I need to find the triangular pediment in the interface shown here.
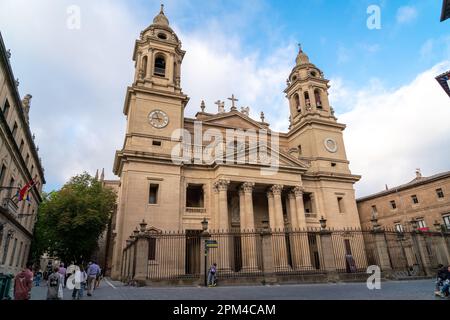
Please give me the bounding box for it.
[201,111,267,130]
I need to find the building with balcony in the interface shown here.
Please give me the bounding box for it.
[0,32,45,275]
[357,169,450,232]
[109,7,362,280]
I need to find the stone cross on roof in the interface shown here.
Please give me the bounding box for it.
[228,94,238,111]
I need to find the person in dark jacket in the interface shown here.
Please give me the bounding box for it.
[436,265,450,298]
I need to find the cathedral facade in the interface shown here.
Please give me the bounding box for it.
[110,7,362,279]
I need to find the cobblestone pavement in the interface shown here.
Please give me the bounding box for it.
[29,278,446,300]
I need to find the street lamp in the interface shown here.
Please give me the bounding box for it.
[319,216,327,230]
[201,217,208,233]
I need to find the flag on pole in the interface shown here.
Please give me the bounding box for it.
[17,176,38,202]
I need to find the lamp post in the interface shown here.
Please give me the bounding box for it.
[200,218,210,287]
[319,216,327,231]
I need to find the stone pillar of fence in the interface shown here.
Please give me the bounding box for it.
[260,227,277,284]
[411,230,433,276]
[372,230,392,276]
[319,230,338,282]
[134,238,149,283]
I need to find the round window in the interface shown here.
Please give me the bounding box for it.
[311,71,317,77]
[324,138,338,153]
[157,33,167,40]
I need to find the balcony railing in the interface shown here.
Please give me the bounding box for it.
[154,67,166,77]
[2,198,18,215]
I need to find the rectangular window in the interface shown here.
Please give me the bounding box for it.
[3,99,10,119]
[417,219,426,229]
[9,238,17,266]
[337,197,345,213]
[25,154,30,167]
[443,215,450,230]
[148,238,156,260]
[0,164,6,186]
[390,200,397,210]
[411,195,419,204]
[186,184,204,208]
[152,140,162,146]
[371,205,378,218]
[149,184,159,204]
[298,145,302,157]
[394,223,403,233]
[436,188,445,199]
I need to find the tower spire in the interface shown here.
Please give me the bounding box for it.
[160,3,164,14]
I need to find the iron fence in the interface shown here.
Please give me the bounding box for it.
[121,228,450,283]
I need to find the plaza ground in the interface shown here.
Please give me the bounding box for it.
[28,278,447,300]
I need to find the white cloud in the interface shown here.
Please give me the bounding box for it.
[0,0,296,190]
[338,61,450,198]
[396,6,418,24]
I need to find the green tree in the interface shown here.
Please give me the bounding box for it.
[32,172,116,264]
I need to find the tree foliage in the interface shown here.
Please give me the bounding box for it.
[32,172,116,264]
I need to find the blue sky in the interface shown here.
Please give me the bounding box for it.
[0,0,449,197]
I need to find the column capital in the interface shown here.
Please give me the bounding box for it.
[266,191,274,199]
[240,182,255,193]
[270,184,283,196]
[214,179,230,191]
[292,186,305,197]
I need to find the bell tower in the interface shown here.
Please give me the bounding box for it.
[119,5,189,154]
[133,4,185,94]
[285,45,354,177]
[285,45,335,128]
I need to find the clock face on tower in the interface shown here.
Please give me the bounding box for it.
[148,110,169,128]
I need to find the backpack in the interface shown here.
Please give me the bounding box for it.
[49,275,59,287]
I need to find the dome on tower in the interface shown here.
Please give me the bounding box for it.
[295,45,310,66]
[152,4,169,26]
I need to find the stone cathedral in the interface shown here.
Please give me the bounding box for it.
[109,7,362,279]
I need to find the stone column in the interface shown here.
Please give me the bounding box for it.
[212,183,220,231]
[319,230,338,282]
[288,188,312,270]
[293,186,307,228]
[214,179,231,271]
[240,182,257,271]
[372,231,393,276]
[270,185,289,270]
[146,48,153,80]
[411,231,433,276]
[238,189,246,230]
[288,193,298,229]
[267,191,276,230]
[271,185,284,230]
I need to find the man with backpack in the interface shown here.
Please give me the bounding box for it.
[13,262,33,300]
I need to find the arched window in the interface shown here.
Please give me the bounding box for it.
[154,54,166,77]
[314,89,322,108]
[293,93,301,112]
[304,91,311,108]
[142,56,148,78]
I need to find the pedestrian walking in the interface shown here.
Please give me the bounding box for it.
[71,266,82,300]
[86,261,100,296]
[58,262,67,288]
[94,266,103,290]
[34,269,42,287]
[47,267,61,300]
[79,266,87,298]
[67,262,76,280]
[14,262,33,300]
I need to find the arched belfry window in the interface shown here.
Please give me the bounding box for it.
[142,56,148,78]
[314,89,322,108]
[304,91,311,108]
[294,93,301,112]
[154,54,166,77]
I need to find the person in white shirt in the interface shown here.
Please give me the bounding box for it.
[71,266,82,300]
